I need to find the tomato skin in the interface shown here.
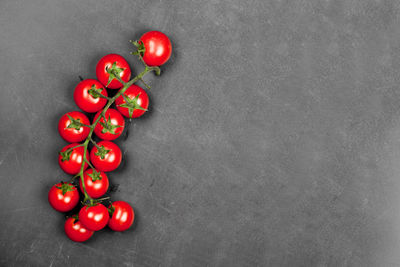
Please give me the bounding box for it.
[48,183,79,212]
[140,31,172,66]
[74,79,108,113]
[64,217,94,242]
[90,141,122,172]
[79,204,110,231]
[108,201,135,232]
[115,84,149,118]
[58,143,89,175]
[79,169,109,198]
[96,54,131,89]
[93,108,125,141]
[58,111,90,143]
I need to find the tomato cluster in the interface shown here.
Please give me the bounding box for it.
[48,31,172,242]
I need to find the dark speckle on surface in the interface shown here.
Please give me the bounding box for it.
[2,0,400,266]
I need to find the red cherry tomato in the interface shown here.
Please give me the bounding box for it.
[90,141,122,172]
[96,54,131,89]
[64,217,94,242]
[108,201,135,232]
[48,182,79,212]
[93,108,125,141]
[139,31,172,66]
[79,204,110,231]
[74,79,108,113]
[79,169,109,198]
[115,84,149,118]
[58,111,90,143]
[58,143,89,175]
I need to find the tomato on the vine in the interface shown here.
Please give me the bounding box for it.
[96,54,131,89]
[90,141,122,172]
[48,182,79,212]
[58,111,90,143]
[58,143,89,175]
[115,84,149,118]
[93,108,125,140]
[108,201,135,232]
[74,79,108,113]
[64,217,94,242]
[139,31,172,66]
[79,169,109,198]
[79,204,110,231]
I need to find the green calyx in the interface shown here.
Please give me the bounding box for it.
[99,114,122,134]
[88,84,103,99]
[130,40,145,56]
[129,39,161,76]
[95,145,110,159]
[105,62,125,87]
[88,170,102,182]
[72,214,79,223]
[118,93,147,117]
[66,114,84,131]
[55,182,75,195]
[59,149,72,162]
[108,205,115,216]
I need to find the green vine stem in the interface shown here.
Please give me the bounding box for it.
[65,44,160,206]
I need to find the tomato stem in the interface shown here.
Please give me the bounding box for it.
[95,196,110,202]
[89,138,101,149]
[84,158,96,172]
[139,78,151,90]
[69,173,80,183]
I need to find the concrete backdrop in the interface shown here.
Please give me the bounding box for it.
[1,0,400,266]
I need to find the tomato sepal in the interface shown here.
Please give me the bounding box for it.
[59,149,72,162]
[105,62,125,87]
[88,84,105,99]
[55,182,77,195]
[99,114,123,135]
[65,114,86,130]
[94,145,111,159]
[117,93,148,117]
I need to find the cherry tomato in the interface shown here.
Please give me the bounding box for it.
[115,84,149,118]
[58,111,90,143]
[74,79,108,113]
[58,143,89,175]
[79,169,109,198]
[93,108,125,141]
[96,54,131,89]
[64,217,94,242]
[90,141,122,172]
[108,201,135,232]
[139,31,172,66]
[48,182,79,212]
[79,204,110,231]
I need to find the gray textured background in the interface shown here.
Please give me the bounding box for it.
[1,0,400,266]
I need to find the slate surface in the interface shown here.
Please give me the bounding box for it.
[1,0,400,266]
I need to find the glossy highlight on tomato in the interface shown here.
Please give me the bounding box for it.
[115,84,149,118]
[64,217,94,242]
[93,108,125,141]
[96,54,131,89]
[79,204,110,231]
[140,31,172,66]
[79,169,109,198]
[108,201,135,232]
[58,111,90,143]
[58,143,89,175]
[74,79,108,113]
[48,183,79,212]
[90,141,122,172]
